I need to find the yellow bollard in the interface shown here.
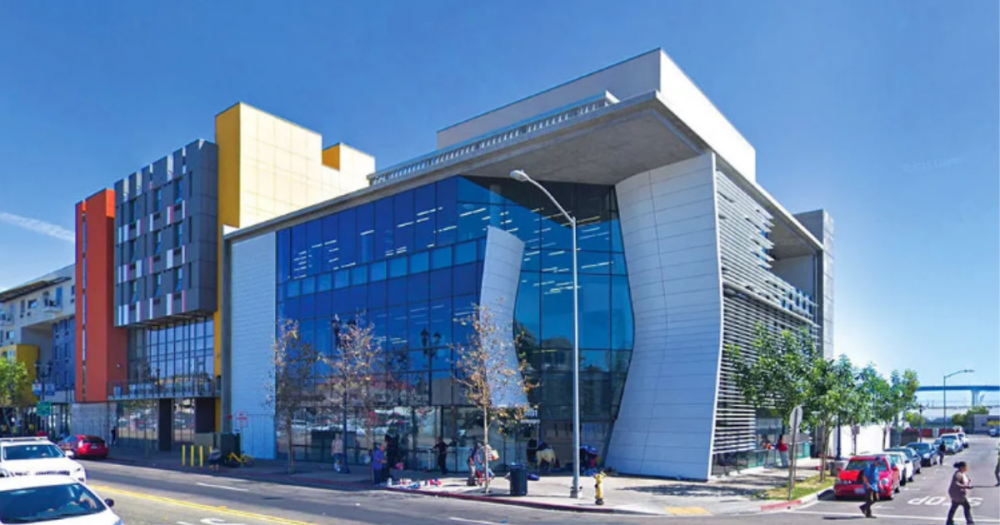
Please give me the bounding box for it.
[190,445,195,466]
[182,445,186,467]
[200,446,204,468]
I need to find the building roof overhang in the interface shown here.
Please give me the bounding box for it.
[227,92,822,254]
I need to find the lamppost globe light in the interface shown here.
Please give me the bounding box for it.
[509,169,530,182]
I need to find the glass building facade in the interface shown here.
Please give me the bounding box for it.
[274,176,634,464]
[115,317,216,400]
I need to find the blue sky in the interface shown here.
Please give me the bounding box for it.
[0,0,997,396]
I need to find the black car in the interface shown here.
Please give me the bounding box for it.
[905,442,935,466]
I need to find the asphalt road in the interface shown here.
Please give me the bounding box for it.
[83,436,1000,525]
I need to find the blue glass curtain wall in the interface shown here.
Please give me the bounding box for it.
[274,176,634,463]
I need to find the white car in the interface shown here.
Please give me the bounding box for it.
[0,438,87,484]
[956,432,968,448]
[0,475,121,525]
[882,450,914,484]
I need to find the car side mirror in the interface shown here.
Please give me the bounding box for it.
[65,451,75,459]
[104,499,114,508]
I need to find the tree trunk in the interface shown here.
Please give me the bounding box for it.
[482,411,490,494]
[287,420,295,474]
[818,427,829,482]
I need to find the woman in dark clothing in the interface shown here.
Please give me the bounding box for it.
[946,461,974,525]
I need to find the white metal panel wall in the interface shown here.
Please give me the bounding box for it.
[606,154,724,480]
[230,232,277,460]
[479,227,528,408]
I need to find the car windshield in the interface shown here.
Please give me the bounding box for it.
[81,437,105,446]
[943,436,957,442]
[0,483,105,523]
[2,445,63,461]
[910,443,931,451]
[846,460,873,471]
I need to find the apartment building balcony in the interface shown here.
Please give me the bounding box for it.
[0,313,13,328]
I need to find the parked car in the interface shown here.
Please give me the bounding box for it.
[887,447,921,475]
[941,434,962,453]
[990,427,999,438]
[956,432,968,447]
[0,438,87,485]
[906,442,936,466]
[879,451,913,484]
[57,435,109,460]
[0,475,120,525]
[834,456,899,500]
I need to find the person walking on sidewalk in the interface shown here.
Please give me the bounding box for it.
[433,436,449,475]
[110,426,117,447]
[859,458,883,519]
[777,436,789,468]
[993,445,999,487]
[939,439,948,466]
[946,461,974,525]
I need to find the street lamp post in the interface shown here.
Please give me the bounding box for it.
[943,369,974,431]
[510,169,581,499]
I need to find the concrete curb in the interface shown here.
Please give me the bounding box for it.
[102,457,371,489]
[385,486,660,515]
[756,487,834,513]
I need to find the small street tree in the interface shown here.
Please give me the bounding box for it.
[804,355,859,481]
[0,358,30,433]
[453,301,536,494]
[264,319,324,474]
[325,315,388,482]
[724,325,818,427]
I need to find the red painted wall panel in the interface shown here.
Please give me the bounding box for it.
[75,190,126,403]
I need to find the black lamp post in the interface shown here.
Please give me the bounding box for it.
[34,360,53,436]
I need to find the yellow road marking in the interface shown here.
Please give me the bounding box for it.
[90,485,315,525]
[664,506,710,516]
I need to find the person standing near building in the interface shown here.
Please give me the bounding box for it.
[110,425,117,446]
[331,435,345,473]
[946,461,974,525]
[859,458,883,518]
[433,436,449,475]
[777,436,789,468]
[372,443,387,485]
[939,439,948,466]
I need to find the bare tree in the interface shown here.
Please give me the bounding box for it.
[325,315,390,482]
[453,301,536,494]
[264,319,323,474]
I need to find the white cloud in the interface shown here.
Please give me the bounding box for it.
[0,211,74,243]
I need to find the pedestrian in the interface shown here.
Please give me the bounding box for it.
[939,439,948,466]
[331,435,345,473]
[994,445,999,487]
[467,442,481,486]
[859,457,883,518]
[433,436,449,475]
[946,461,974,525]
[110,425,117,446]
[777,436,789,468]
[207,446,222,472]
[372,443,387,485]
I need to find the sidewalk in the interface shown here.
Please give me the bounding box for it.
[103,447,828,516]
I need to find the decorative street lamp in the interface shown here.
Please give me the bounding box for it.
[510,169,581,499]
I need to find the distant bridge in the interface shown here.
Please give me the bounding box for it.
[917,385,999,407]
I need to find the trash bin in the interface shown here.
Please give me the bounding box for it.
[509,464,528,496]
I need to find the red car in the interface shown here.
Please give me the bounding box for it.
[834,455,900,500]
[57,435,109,459]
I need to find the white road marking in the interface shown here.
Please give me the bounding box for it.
[448,518,512,525]
[195,482,250,492]
[791,510,1000,522]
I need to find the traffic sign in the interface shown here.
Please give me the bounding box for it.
[36,402,52,417]
[235,411,248,429]
[789,405,803,432]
